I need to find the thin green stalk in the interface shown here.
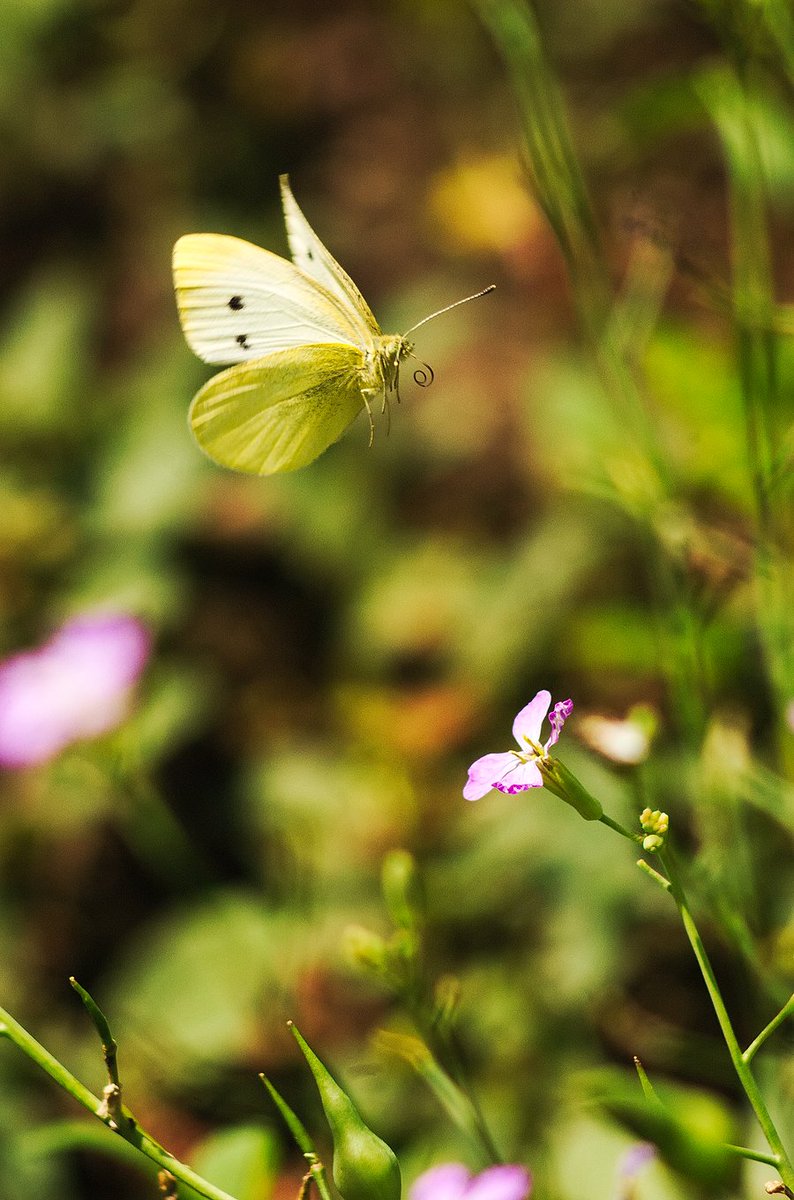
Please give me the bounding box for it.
[471,0,710,746]
[656,852,794,1190]
[743,995,794,1064]
[636,858,672,891]
[598,812,641,842]
[306,1159,335,1200]
[70,977,119,1089]
[0,1006,240,1200]
[376,1028,497,1167]
[441,1033,502,1166]
[469,0,607,327]
[700,49,793,717]
[410,1003,502,1166]
[633,1056,660,1102]
[260,1074,335,1200]
[723,1143,780,1168]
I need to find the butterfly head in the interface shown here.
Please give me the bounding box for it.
[374,334,414,395]
[385,336,433,389]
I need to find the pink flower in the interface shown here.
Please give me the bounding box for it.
[617,1143,656,1180]
[463,690,573,801]
[410,1165,532,1200]
[0,614,151,768]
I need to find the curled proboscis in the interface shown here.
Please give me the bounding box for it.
[413,361,434,388]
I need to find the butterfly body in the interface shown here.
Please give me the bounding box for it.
[360,332,412,401]
[173,178,413,475]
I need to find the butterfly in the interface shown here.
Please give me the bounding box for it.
[173,175,494,475]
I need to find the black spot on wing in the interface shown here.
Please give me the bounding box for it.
[228,295,244,310]
[236,334,251,349]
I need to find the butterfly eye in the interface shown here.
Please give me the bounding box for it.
[228,295,245,310]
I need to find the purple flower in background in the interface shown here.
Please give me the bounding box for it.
[617,1144,656,1181]
[617,1143,656,1200]
[410,1164,532,1200]
[464,689,573,801]
[0,613,151,768]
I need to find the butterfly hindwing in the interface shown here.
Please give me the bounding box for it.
[173,233,365,365]
[188,343,366,475]
[279,175,381,345]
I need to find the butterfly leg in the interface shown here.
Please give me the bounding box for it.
[360,387,377,447]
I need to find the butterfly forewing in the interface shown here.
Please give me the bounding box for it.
[173,234,366,365]
[279,176,381,347]
[189,343,366,475]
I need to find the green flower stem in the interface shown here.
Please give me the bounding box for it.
[656,852,794,1190]
[635,858,672,892]
[404,1011,502,1167]
[743,995,794,1065]
[306,1156,336,1200]
[0,1005,240,1200]
[724,1144,781,1168]
[260,1073,335,1200]
[0,1005,101,1114]
[69,977,119,1088]
[597,812,641,842]
[426,1024,502,1167]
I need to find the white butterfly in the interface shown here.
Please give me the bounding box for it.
[173,176,493,475]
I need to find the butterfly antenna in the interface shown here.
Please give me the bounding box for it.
[402,285,496,337]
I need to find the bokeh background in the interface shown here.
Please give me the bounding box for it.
[2,1,794,1198]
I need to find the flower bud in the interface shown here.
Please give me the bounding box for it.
[639,809,668,850]
[290,1023,401,1200]
[343,925,390,974]
[382,849,424,932]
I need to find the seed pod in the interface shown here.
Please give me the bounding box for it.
[290,1023,402,1200]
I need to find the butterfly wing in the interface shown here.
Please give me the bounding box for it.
[188,343,366,475]
[280,175,381,345]
[173,233,366,365]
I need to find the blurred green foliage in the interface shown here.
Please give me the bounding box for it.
[1,1,794,1199]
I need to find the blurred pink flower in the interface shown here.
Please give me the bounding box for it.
[464,689,573,801]
[0,613,151,768]
[617,1143,656,1180]
[411,1165,531,1200]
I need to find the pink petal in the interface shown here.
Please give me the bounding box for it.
[0,613,150,769]
[466,1167,532,1200]
[512,691,551,747]
[463,752,517,801]
[492,758,542,794]
[0,652,76,765]
[617,1144,656,1181]
[545,698,573,748]
[410,1165,471,1200]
